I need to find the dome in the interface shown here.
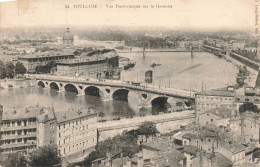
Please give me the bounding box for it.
[63,28,74,40]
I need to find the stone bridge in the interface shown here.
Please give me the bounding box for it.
[26,74,196,109]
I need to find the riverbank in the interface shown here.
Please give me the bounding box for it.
[0,78,35,89]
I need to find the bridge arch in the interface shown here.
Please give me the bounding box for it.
[38,81,45,88]
[151,96,169,114]
[64,84,79,94]
[112,89,129,101]
[84,86,102,97]
[49,82,59,90]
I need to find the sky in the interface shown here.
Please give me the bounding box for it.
[0,0,257,30]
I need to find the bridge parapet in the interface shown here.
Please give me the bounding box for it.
[26,74,196,100]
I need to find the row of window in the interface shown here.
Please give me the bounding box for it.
[3,118,36,127]
[60,137,96,155]
[59,129,96,140]
[58,117,96,131]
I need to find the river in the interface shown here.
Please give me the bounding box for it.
[0,52,238,119]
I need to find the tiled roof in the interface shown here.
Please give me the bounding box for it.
[55,108,96,123]
[201,106,233,118]
[112,157,131,166]
[182,126,245,154]
[183,145,200,155]
[150,151,184,167]
[142,139,182,152]
[2,106,54,121]
[205,152,233,167]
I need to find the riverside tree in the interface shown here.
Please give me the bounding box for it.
[5,61,15,78]
[0,60,6,79]
[15,62,27,75]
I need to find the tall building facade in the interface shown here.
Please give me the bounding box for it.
[0,105,97,158]
[18,52,75,73]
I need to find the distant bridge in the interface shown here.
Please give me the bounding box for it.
[25,74,196,108]
[117,50,204,53]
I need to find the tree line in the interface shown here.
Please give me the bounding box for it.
[0,61,26,79]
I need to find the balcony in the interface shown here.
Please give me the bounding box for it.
[0,133,37,140]
[1,124,37,131]
[0,141,37,149]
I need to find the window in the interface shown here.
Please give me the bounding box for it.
[64,124,65,129]
[211,119,213,122]
[208,139,211,142]
[59,133,61,138]
[64,148,66,154]
[59,125,61,130]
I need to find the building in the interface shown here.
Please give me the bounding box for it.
[195,86,235,114]
[18,52,75,73]
[141,139,186,166]
[182,125,246,165]
[192,152,233,167]
[56,51,119,78]
[198,107,233,128]
[0,105,97,158]
[55,108,97,157]
[0,105,56,154]
[63,28,74,47]
[229,111,260,144]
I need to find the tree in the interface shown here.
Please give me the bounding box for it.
[5,61,15,78]
[239,102,259,114]
[137,121,159,137]
[15,62,27,75]
[0,152,27,167]
[29,145,61,167]
[0,60,6,79]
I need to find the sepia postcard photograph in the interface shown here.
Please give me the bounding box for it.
[0,0,259,166]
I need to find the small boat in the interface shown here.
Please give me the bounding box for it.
[150,63,161,68]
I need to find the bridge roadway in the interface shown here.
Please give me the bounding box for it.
[25,74,196,100]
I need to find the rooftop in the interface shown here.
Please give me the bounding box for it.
[55,108,96,123]
[112,157,131,166]
[200,106,233,118]
[18,52,74,59]
[142,139,183,152]
[183,145,200,155]
[205,152,233,167]
[2,106,54,121]
[182,126,245,154]
[149,150,185,167]
[56,51,118,66]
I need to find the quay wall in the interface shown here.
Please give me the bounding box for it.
[229,52,259,71]
[97,110,195,141]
